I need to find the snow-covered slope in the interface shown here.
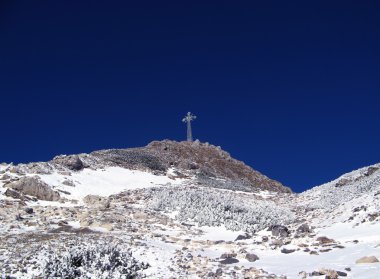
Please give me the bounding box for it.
[1,147,380,278]
[37,167,184,201]
[300,163,380,209]
[0,166,185,203]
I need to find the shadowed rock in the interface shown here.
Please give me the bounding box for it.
[53,155,85,171]
[281,248,296,254]
[220,258,239,264]
[270,225,290,237]
[245,253,259,262]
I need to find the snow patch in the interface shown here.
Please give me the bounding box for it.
[37,167,185,201]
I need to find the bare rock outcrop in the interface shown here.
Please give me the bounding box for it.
[52,155,85,171]
[5,176,60,201]
[2,140,291,193]
[91,140,291,193]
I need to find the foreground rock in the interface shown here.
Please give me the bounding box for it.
[5,176,60,201]
[270,225,290,237]
[245,253,259,262]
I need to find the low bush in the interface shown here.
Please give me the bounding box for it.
[42,243,149,279]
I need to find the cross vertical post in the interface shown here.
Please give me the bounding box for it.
[182,112,197,142]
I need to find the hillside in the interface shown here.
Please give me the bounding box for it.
[91,140,291,193]
[0,143,379,278]
[0,140,290,205]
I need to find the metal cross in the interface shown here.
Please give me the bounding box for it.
[182,112,197,142]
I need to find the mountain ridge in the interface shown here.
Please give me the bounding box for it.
[2,140,291,195]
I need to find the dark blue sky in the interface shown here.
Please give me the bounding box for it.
[1,1,379,192]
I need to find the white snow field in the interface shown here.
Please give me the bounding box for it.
[0,166,185,203]
[37,166,184,201]
[256,222,380,279]
[1,160,380,278]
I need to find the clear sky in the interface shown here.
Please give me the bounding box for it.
[0,1,379,192]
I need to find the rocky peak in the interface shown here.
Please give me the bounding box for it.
[91,140,292,193]
[1,140,291,194]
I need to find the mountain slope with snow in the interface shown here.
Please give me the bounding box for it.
[0,143,379,278]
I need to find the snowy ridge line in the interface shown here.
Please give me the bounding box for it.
[299,163,380,210]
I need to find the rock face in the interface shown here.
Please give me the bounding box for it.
[91,140,291,193]
[6,176,60,201]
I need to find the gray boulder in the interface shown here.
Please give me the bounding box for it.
[220,258,239,264]
[297,223,311,233]
[6,176,60,201]
[24,207,34,214]
[270,225,290,237]
[245,253,259,262]
[281,248,296,254]
[53,155,85,171]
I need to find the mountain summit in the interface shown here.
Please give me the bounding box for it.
[0,140,290,204]
[91,140,291,193]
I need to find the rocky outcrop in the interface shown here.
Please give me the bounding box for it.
[91,140,291,193]
[52,155,85,171]
[5,176,60,201]
[1,140,291,193]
